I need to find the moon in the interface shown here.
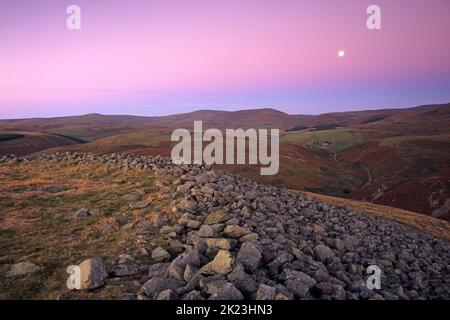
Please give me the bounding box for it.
[338,50,345,58]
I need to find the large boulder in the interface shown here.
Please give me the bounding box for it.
[78,257,108,290]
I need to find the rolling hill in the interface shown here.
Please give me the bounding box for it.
[0,103,449,220]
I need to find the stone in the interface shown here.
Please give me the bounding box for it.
[184,264,199,283]
[184,290,204,300]
[153,214,165,227]
[186,220,202,229]
[208,282,244,300]
[152,247,171,262]
[167,249,200,280]
[78,257,108,290]
[177,182,195,194]
[315,282,347,300]
[227,263,258,295]
[177,199,198,212]
[206,238,231,250]
[201,184,215,195]
[204,210,228,225]
[121,222,135,230]
[275,292,290,300]
[197,225,214,238]
[74,208,90,219]
[178,213,195,225]
[201,250,234,275]
[141,277,185,298]
[112,264,138,277]
[157,289,179,300]
[130,200,150,209]
[314,244,335,263]
[256,284,276,300]
[6,262,41,277]
[121,193,138,202]
[148,263,170,278]
[239,233,259,242]
[313,225,324,233]
[331,239,346,252]
[283,270,316,299]
[236,241,262,272]
[223,225,251,239]
[244,191,258,201]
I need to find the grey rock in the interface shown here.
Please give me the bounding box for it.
[227,263,258,295]
[77,257,108,290]
[314,245,335,263]
[152,247,171,262]
[141,277,185,298]
[256,284,276,300]
[157,289,179,300]
[6,262,41,277]
[236,241,262,272]
[74,208,90,219]
[130,200,150,209]
[283,270,316,298]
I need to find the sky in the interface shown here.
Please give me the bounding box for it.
[1,0,450,119]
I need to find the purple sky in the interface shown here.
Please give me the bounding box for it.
[1,0,450,119]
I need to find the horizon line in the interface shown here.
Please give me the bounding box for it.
[0,101,449,121]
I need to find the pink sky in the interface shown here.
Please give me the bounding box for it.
[1,0,450,118]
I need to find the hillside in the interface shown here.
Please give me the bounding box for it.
[1,153,449,300]
[0,103,449,219]
[0,131,84,156]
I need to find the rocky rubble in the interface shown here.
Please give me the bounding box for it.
[2,152,450,300]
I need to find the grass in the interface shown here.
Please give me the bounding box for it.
[286,125,309,132]
[0,160,174,299]
[312,123,344,131]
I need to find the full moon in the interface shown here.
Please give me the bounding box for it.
[338,50,345,58]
